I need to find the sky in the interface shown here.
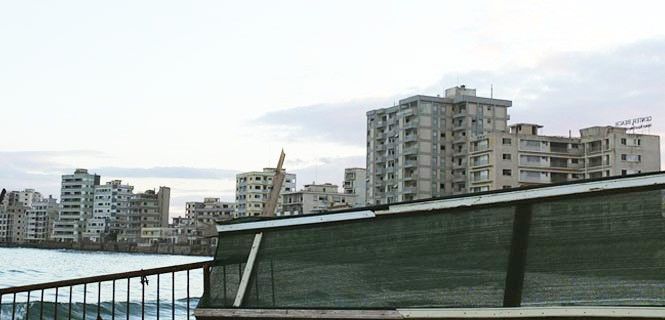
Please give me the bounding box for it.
[1,1,665,216]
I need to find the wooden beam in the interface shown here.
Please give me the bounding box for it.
[233,232,263,307]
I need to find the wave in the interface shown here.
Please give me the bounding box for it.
[1,297,199,319]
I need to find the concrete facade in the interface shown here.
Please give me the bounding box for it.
[282,183,356,216]
[366,86,511,204]
[235,168,296,217]
[343,168,367,207]
[24,196,59,243]
[467,124,661,191]
[84,180,134,242]
[117,187,170,243]
[52,169,100,242]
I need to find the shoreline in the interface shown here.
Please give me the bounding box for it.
[0,241,215,257]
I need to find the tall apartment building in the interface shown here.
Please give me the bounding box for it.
[52,169,101,242]
[366,86,511,204]
[117,187,170,243]
[235,168,296,217]
[282,183,356,216]
[24,196,59,243]
[343,168,367,207]
[467,124,661,191]
[84,180,134,242]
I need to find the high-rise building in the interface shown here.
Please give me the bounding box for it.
[84,180,134,242]
[52,169,100,242]
[25,196,59,243]
[235,168,296,217]
[366,86,511,204]
[343,168,366,207]
[282,183,356,216]
[367,86,661,203]
[466,124,661,191]
[116,187,170,243]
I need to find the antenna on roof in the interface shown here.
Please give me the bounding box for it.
[491,84,494,99]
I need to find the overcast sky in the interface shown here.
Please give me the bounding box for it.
[1,1,664,216]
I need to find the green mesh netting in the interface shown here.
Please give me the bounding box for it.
[522,189,665,306]
[205,206,515,308]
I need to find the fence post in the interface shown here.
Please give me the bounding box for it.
[503,203,533,307]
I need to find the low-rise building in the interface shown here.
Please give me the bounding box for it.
[282,183,356,216]
[139,227,176,245]
[466,124,661,192]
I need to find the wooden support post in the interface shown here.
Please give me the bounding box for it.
[234,233,263,307]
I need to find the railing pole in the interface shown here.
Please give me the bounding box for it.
[187,269,190,319]
[11,292,16,320]
[171,272,175,320]
[26,291,31,320]
[54,287,58,320]
[126,278,130,320]
[141,276,145,320]
[68,286,72,320]
[157,274,160,320]
[40,289,44,320]
[503,203,534,307]
[83,283,87,320]
[97,281,101,319]
[112,280,116,320]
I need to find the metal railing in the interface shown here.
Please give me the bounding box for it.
[0,260,213,320]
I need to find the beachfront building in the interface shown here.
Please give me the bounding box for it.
[24,196,59,243]
[52,169,101,242]
[235,168,296,217]
[84,180,134,242]
[116,187,170,243]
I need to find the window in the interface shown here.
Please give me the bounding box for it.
[571,159,579,164]
[621,154,641,162]
[502,185,512,189]
[502,169,512,176]
[621,138,626,145]
[502,153,511,160]
[502,138,512,145]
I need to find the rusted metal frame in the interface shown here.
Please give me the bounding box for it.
[187,269,191,318]
[171,271,175,320]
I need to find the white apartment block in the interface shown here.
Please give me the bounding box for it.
[53,169,100,242]
[24,196,59,243]
[366,86,511,204]
[467,124,661,192]
[235,168,296,217]
[84,180,134,242]
[343,168,367,207]
[117,187,170,243]
[282,183,356,216]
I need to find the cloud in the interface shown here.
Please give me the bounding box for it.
[255,97,394,146]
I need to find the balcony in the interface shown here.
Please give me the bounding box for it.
[404,160,418,168]
[404,134,418,142]
[403,122,417,129]
[402,146,418,155]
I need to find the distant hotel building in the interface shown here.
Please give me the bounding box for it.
[0,189,45,243]
[366,86,661,204]
[24,196,58,243]
[235,168,296,217]
[53,169,100,242]
[282,183,356,216]
[343,168,366,207]
[186,197,234,225]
